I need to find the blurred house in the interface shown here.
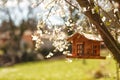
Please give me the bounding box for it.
[0,30,34,50]
[21,30,34,50]
[0,31,10,48]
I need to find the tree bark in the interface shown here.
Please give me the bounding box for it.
[77,0,120,63]
[114,0,120,4]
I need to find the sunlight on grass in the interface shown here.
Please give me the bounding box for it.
[0,57,117,80]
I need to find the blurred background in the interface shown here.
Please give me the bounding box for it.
[0,0,49,66]
[0,0,118,80]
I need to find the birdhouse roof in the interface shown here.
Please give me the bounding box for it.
[67,32,103,42]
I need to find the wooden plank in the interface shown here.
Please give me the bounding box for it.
[66,56,106,59]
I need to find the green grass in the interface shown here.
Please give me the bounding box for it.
[0,58,117,80]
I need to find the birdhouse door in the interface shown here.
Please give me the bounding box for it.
[77,43,84,56]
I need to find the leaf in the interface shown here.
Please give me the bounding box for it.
[94,6,99,13]
[105,21,111,26]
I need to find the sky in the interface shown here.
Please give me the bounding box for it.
[0,0,65,26]
[0,0,32,25]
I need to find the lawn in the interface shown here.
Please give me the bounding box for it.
[0,58,117,80]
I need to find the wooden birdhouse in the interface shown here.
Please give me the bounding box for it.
[67,33,105,59]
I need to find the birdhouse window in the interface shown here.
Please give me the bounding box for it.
[77,43,84,56]
[93,45,97,49]
[93,45,97,55]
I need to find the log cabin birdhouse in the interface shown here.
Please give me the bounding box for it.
[67,33,105,59]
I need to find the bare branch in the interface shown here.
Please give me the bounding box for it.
[31,0,44,8]
[38,0,44,5]
[65,0,79,10]
[45,0,57,8]
[46,6,54,20]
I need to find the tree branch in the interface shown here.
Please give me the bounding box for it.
[77,0,120,63]
[65,0,79,10]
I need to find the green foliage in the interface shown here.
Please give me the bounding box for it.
[0,58,116,80]
[94,5,99,13]
[105,21,111,26]
[0,50,4,55]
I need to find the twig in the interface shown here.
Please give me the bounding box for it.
[45,0,56,8]
[32,0,44,8]
[37,0,44,6]
[95,1,120,28]
[65,0,79,10]
[45,6,54,21]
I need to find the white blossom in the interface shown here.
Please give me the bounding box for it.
[37,30,42,34]
[100,23,103,25]
[114,14,116,17]
[31,3,37,8]
[32,35,38,41]
[109,20,112,22]
[106,54,112,59]
[91,8,95,14]
[82,7,87,12]
[66,58,72,63]
[102,16,106,22]
[114,8,119,13]
[113,2,119,8]
[46,52,54,58]
[92,24,95,27]
[63,51,70,55]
